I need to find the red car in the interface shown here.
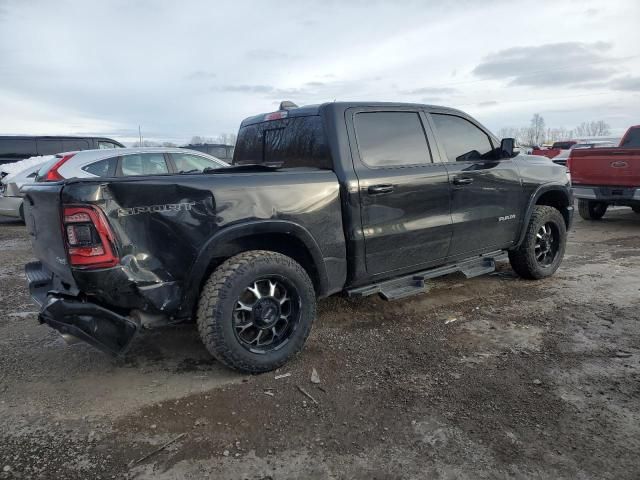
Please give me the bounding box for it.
[569,126,640,219]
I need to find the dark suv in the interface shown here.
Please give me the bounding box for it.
[0,136,124,166]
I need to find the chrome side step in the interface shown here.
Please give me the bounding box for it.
[347,251,508,301]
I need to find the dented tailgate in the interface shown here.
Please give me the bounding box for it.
[22,182,77,289]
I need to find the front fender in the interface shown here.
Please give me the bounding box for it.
[514,183,573,248]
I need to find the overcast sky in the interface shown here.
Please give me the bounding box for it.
[1,0,639,144]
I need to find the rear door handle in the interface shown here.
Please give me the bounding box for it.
[452,176,474,185]
[368,184,394,195]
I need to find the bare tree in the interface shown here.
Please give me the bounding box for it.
[190,134,238,145]
[545,127,574,143]
[574,120,611,137]
[528,113,546,146]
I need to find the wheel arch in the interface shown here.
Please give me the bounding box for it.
[514,184,573,248]
[181,220,329,317]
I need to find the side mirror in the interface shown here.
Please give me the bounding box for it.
[500,138,516,158]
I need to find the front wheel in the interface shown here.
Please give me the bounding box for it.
[578,199,608,220]
[197,250,316,373]
[508,205,567,280]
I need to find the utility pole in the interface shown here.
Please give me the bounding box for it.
[139,125,143,146]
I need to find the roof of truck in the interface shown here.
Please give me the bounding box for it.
[239,101,466,127]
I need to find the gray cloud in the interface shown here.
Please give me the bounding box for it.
[610,76,640,91]
[472,42,616,87]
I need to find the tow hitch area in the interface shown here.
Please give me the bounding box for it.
[39,297,139,355]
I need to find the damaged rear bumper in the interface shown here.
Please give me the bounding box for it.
[26,261,139,355]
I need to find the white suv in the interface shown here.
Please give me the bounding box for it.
[36,147,229,181]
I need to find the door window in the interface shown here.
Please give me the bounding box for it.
[62,139,90,152]
[0,139,37,159]
[354,112,432,168]
[432,114,495,162]
[36,139,63,156]
[121,153,169,176]
[98,141,119,149]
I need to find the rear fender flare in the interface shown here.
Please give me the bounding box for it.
[182,220,329,314]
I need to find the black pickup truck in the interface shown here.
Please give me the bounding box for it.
[22,102,573,373]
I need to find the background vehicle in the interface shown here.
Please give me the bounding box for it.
[36,147,229,181]
[0,136,123,167]
[181,143,235,162]
[22,101,572,373]
[0,160,49,219]
[569,126,640,219]
[531,140,577,160]
[1,148,227,220]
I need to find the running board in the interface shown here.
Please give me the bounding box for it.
[347,251,508,301]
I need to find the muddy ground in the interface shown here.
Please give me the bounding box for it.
[0,209,639,479]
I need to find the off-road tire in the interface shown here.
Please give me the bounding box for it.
[578,199,608,220]
[508,205,567,280]
[197,250,316,373]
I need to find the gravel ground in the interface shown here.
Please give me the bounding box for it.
[0,208,639,479]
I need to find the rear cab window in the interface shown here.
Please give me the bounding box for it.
[354,111,432,167]
[233,116,332,168]
[621,128,640,148]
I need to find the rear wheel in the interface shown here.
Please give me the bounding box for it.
[197,250,316,373]
[578,199,608,220]
[508,205,567,280]
[632,205,640,214]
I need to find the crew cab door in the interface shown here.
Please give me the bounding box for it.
[347,108,452,276]
[426,112,523,258]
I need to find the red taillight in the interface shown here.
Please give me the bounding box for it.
[264,111,288,121]
[45,153,76,181]
[63,206,119,268]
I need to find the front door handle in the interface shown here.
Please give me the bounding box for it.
[368,184,395,195]
[452,176,474,186]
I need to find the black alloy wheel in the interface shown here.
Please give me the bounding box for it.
[232,277,300,353]
[534,222,560,267]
